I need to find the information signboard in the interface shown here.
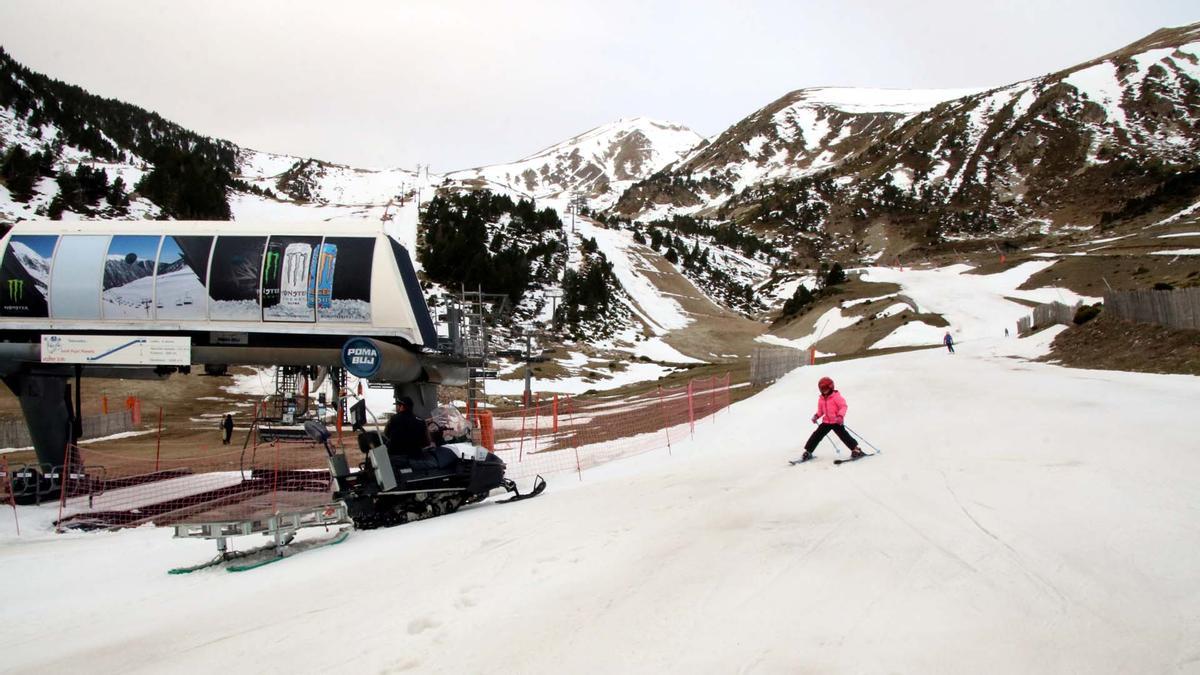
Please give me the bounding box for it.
[40,334,191,365]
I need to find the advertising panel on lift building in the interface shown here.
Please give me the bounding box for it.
[317,236,374,323]
[50,235,109,320]
[156,235,213,320]
[0,227,429,345]
[0,234,57,317]
[262,235,322,322]
[208,236,266,321]
[102,235,161,319]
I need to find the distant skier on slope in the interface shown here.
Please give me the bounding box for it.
[944,331,955,353]
[800,377,864,462]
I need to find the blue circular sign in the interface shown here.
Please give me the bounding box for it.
[342,337,381,379]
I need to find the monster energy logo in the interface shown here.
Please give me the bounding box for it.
[6,278,23,301]
[264,251,281,283]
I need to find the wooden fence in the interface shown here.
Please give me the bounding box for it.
[1017,301,1081,336]
[0,410,136,450]
[750,347,807,386]
[1104,287,1200,331]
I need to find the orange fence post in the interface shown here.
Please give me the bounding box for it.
[705,372,715,420]
[566,395,583,481]
[101,395,108,415]
[552,394,559,434]
[476,410,495,451]
[656,386,672,455]
[723,374,731,414]
[154,407,164,472]
[518,403,528,462]
[532,395,541,454]
[687,380,695,438]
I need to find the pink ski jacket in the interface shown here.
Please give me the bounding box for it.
[815,391,848,424]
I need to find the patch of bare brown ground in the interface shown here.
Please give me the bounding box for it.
[630,240,765,360]
[1043,313,1200,376]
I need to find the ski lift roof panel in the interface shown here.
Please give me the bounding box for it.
[0,221,436,346]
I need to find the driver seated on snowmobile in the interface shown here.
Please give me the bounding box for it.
[380,397,464,476]
[384,396,434,466]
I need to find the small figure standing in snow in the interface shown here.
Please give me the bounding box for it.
[943,331,955,353]
[1004,327,1010,337]
[221,414,234,445]
[801,377,863,461]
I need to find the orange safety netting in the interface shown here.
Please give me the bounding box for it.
[55,436,334,531]
[50,374,731,530]
[487,374,731,481]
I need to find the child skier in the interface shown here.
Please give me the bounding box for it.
[801,377,864,461]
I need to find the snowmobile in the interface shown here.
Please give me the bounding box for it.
[304,416,545,530]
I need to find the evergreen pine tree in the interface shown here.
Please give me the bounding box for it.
[825,262,846,286]
[54,169,83,214]
[47,194,67,220]
[1,146,40,202]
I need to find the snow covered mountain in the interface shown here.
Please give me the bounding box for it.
[444,117,704,209]
[102,255,155,289]
[616,87,981,220]
[615,23,1200,258]
[4,25,1199,361]
[235,149,423,206]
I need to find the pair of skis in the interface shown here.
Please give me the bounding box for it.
[788,452,875,466]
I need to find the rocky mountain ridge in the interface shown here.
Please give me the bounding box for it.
[614,23,1200,268]
[444,116,704,210]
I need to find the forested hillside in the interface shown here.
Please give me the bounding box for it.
[1,46,244,219]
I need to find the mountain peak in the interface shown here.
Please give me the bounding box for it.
[446,117,704,206]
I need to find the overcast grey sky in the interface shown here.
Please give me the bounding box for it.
[0,1,1196,171]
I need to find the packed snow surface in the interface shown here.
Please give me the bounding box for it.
[3,332,1198,673]
[574,217,691,334]
[863,261,1100,343]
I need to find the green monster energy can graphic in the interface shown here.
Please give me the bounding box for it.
[264,250,281,284]
[7,278,23,301]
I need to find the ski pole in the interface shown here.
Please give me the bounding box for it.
[844,425,882,454]
[824,435,842,457]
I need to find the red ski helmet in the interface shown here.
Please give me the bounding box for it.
[817,377,834,394]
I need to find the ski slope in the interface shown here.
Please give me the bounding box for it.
[2,331,1198,673]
